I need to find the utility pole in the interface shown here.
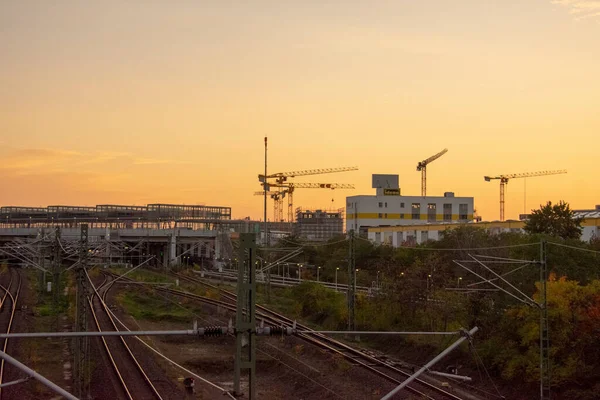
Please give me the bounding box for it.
[74,224,89,398]
[38,228,46,294]
[52,227,61,310]
[263,137,268,247]
[234,233,257,399]
[540,240,550,400]
[347,230,356,331]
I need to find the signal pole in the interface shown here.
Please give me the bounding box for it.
[347,230,356,331]
[540,240,550,400]
[263,137,268,247]
[74,224,89,398]
[52,227,61,311]
[234,233,257,398]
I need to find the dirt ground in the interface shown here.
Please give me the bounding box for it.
[0,269,494,399]
[107,282,429,400]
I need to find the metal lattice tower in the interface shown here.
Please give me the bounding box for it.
[234,233,257,398]
[347,230,356,331]
[416,148,448,197]
[484,170,567,221]
[38,228,46,293]
[540,240,550,400]
[74,224,89,398]
[52,227,61,309]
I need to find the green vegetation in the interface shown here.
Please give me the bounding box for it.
[109,267,171,283]
[33,271,70,317]
[524,200,583,239]
[256,201,600,398]
[116,290,197,323]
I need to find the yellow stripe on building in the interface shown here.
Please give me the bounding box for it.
[347,213,473,221]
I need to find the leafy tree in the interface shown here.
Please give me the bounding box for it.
[489,276,600,396]
[524,201,582,240]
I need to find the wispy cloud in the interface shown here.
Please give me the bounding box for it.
[0,148,190,175]
[552,0,600,20]
[132,157,189,166]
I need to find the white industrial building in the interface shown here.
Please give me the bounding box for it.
[346,174,474,236]
[367,208,600,246]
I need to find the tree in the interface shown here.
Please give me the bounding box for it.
[524,201,582,240]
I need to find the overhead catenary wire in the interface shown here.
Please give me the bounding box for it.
[454,261,539,308]
[471,343,504,399]
[90,273,235,398]
[106,274,342,399]
[468,254,537,306]
[354,235,540,251]
[467,263,532,288]
[255,347,345,399]
[277,236,348,248]
[547,241,600,255]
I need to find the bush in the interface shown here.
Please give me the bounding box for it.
[290,282,347,329]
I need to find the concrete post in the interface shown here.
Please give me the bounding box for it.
[169,231,177,265]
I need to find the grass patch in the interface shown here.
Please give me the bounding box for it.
[28,269,70,317]
[109,267,172,284]
[116,291,196,323]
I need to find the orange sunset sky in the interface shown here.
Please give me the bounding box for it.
[1,1,599,221]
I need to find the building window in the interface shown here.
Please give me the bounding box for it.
[384,202,387,207]
[411,203,421,220]
[459,204,468,220]
[347,202,352,208]
[443,204,452,221]
[400,202,405,208]
[378,213,383,218]
[384,213,388,218]
[378,202,383,208]
[427,203,436,222]
[400,213,404,219]
[375,232,381,242]
[421,231,429,242]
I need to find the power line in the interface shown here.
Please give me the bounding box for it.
[354,235,540,251]
[547,241,600,255]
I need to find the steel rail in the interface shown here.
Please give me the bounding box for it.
[156,273,466,400]
[86,272,163,400]
[0,269,22,399]
[99,277,164,400]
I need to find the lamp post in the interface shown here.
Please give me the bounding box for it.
[317,266,321,282]
[427,274,432,291]
[458,276,462,288]
[335,267,339,291]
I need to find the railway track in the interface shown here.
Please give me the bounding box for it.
[176,273,467,400]
[111,271,467,399]
[86,272,164,400]
[0,268,22,399]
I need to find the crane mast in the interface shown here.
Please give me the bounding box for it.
[254,183,355,222]
[258,166,357,223]
[484,169,567,221]
[416,148,448,197]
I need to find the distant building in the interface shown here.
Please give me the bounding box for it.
[294,207,344,242]
[367,208,600,246]
[346,174,474,236]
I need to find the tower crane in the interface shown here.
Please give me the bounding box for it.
[416,149,448,197]
[258,166,358,222]
[254,183,355,222]
[484,170,567,221]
